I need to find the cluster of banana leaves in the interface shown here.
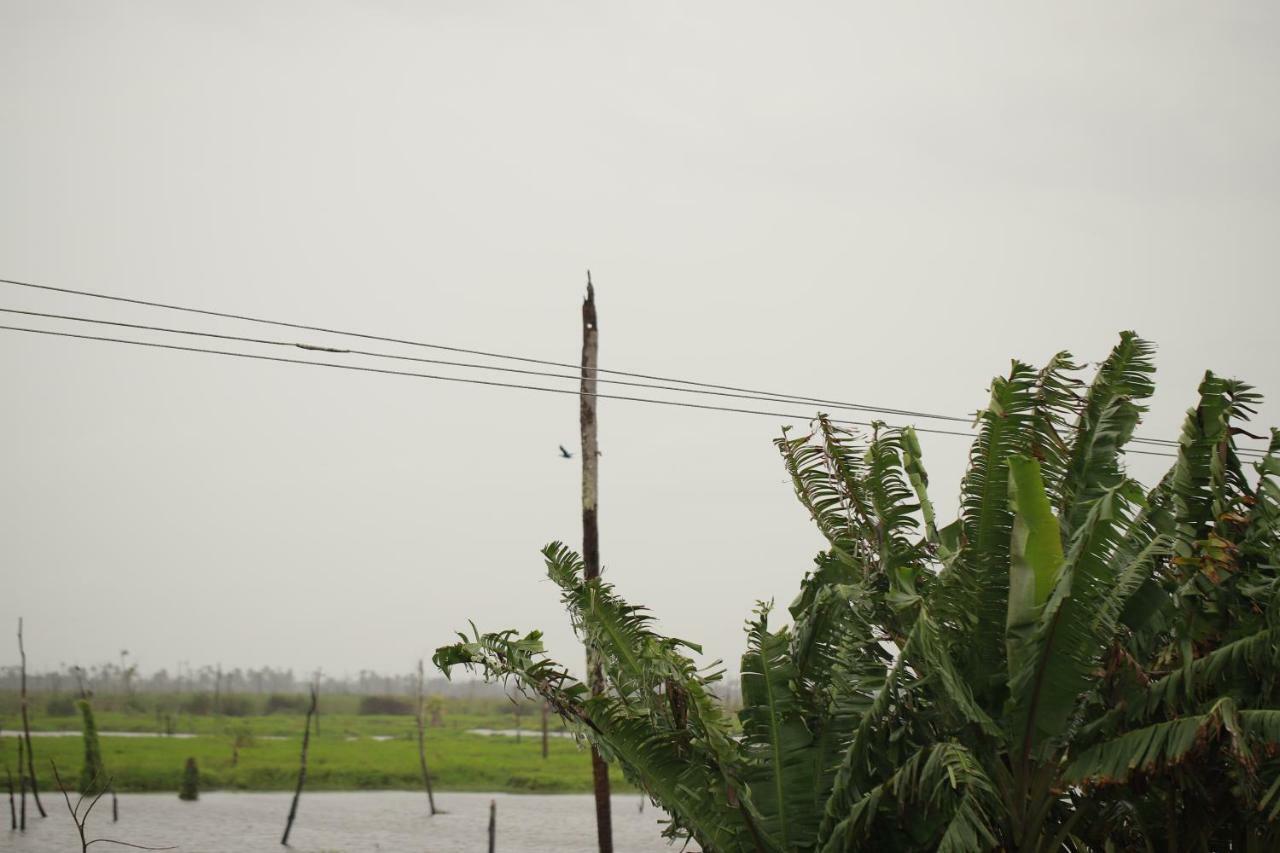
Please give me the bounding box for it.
[435,332,1280,852]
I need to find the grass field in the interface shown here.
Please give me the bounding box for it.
[0,692,629,795]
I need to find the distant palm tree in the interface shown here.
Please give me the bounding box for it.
[437,333,1280,851]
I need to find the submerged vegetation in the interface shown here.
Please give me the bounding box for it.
[436,333,1280,851]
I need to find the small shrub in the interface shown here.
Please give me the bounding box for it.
[77,699,105,794]
[45,695,77,717]
[180,693,213,715]
[179,757,199,801]
[357,695,413,715]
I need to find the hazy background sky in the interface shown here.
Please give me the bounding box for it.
[3,1,1278,682]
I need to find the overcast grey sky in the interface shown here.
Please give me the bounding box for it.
[3,1,1278,681]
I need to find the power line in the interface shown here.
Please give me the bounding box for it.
[0,323,988,440]
[0,323,1198,460]
[0,276,1266,458]
[0,276,976,420]
[0,307,983,423]
[5,305,1256,462]
[0,321,1208,461]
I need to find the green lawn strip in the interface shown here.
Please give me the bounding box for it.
[0,727,622,795]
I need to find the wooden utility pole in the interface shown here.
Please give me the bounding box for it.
[280,684,317,846]
[580,274,613,853]
[414,659,439,815]
[17,619,46,817]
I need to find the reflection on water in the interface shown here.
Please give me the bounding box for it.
[8,790,681,852]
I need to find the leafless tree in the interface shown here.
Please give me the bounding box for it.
[280,684,317,846]
[17,618,46,817]
[414,659,439,815]
[6,764,15,830]
[49,762,173,852]
[541,702,549,760]
[18,715,26,829]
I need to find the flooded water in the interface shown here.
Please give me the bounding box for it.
[5,790,682,852]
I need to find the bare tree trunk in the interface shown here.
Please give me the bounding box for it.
[280,685,317,846]
[415,659,439,816]
[17,619,46,817]
[488,798,496,853]
[312,671,321,736]
[540,703,549,760]
[6,764,14,830]
[111,785,118,822]
[579,275,613,853]
[214,664,222,716]
[17,736,25,831]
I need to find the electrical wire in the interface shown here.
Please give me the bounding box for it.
[0,323,1202,460]
[1,276,1269,458]
[0,323,989,440]
[0,307,981,423]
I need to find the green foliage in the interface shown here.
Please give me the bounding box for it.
[264,693,310,714]
[179,756,199,800]
[77,699,106,794]
[437,333,1280,852]
[180,692,251,716]
[358,695,414,715]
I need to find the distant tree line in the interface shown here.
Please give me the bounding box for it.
[0,661,742,705]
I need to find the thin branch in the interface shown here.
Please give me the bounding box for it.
[50,761,175,852]
[86,839,177,850]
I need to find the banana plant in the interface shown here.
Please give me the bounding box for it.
[435,332,1280,851]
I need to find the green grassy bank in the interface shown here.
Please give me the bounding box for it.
[0,694,625,795]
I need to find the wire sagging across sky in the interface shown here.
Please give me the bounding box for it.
[1,276,1272,460]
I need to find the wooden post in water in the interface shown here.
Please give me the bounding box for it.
[414,659,439,815]
[579,275,613,853]
[280,684,317,846]
[487,798,496,853]
[17,619,46,817]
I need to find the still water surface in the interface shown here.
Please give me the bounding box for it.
[7,791,679,853]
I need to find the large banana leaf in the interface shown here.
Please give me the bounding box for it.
[434,628,752,851]
[739,609,819,851]
[436,332,1280,852]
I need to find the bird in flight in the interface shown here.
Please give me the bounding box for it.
[559,445,573,459]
